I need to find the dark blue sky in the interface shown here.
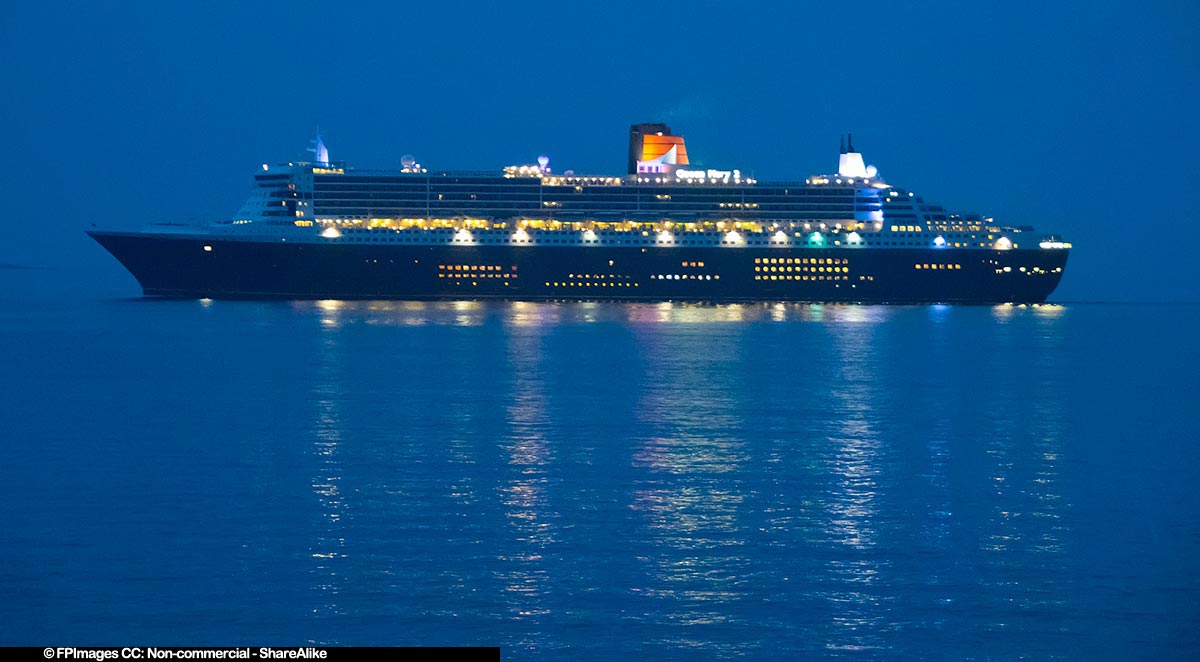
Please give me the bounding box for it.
[3,1,1196,301]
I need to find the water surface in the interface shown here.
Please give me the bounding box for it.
[1,285,1196,658]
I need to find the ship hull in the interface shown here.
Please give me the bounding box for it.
[89,231,1067,304]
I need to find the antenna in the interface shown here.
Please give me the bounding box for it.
[837,132,867,178]
[840,134,845,154]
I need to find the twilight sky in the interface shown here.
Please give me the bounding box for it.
[2,1,1196,301]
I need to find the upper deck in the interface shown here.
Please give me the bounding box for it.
[220,125,1068,254]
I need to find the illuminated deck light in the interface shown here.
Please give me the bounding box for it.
[321,227,341,239]
[995,237,1013,250]
[203,245,213,252]
[810,232,824,244]
[934,235,946,247]
[847,231,861,243]
[1039,240,1071,249]
[773,230,788,242]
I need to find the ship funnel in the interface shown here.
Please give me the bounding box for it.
[837,132,868,178]
[629,123,689,175]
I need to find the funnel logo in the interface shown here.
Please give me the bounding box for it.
[637,134,689,174]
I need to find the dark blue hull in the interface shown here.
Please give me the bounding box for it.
[89,231,1068,304]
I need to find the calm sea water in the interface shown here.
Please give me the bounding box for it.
[2,273,1197,658]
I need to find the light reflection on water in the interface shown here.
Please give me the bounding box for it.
[309,321,349,620]
[495,319,556,640]
[280,300,1084,657]
[630,325,749,651]
[291,300,908,329]
[975,303,1071,647]
[817,314,890,653]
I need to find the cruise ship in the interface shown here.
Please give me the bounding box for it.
[89,124,1070,303]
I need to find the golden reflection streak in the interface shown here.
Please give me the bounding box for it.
[629,328,749,646]
[495,319,556,625]
[819,313,889,652]
[309,316,348,617]
[1029,303,1068,569]
[296,300,904,329]
[979,305,1070,631]
[992,303,1016,322]
[617,302,900,325]
[291,300,503,328]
